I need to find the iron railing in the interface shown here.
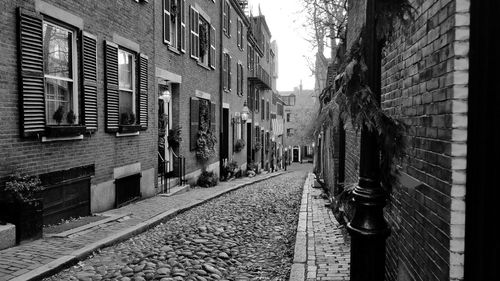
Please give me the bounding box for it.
[158,149,186,194]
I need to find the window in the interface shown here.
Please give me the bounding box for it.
[164,0,186,52]
[255,89,260,112]
[43,21,79,126]
[287,113,291,122]
[118,49,136,120]
[190,97,216,150]
[223,53,232,91]
[266,101,270,120]
[287,128,292,137]
[190,6,216,69]
[223,1,231,37]
[261,99,265,120]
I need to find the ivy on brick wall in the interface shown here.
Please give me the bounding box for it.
[314,0,414,192]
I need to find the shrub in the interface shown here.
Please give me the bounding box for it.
[197,170,219,188]
[234,139,246,152]
[1,173,43,202]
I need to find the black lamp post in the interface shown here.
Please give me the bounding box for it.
[346,0,390,281]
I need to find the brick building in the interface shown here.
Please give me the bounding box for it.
[280,83,318,163]
[0,0,156,222]
[315,0,474,280]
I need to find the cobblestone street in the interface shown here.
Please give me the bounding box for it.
[44,170,308,281]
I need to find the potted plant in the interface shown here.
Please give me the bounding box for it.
[0,173,44,243]
[119,112,142,133]
[168,126,182,149]
[234,139,246,152]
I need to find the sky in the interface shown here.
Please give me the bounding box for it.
[248,0,318,92]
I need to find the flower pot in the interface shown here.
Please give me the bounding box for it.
[0,199,43,243]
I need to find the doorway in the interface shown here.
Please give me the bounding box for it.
[247,122,252,165]
[158,83,173,186]
[221,108,230,170]
[293,146,300,162]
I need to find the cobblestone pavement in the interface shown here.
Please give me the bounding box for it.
[305,177,350,281]
[0,171,285,281]
[44,170,308,281]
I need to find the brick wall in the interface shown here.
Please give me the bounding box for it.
[342,0,469,280]
[154,0,221,177]
[0,0,156,185]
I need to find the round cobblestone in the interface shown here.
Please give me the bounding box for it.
[44,170,307,281]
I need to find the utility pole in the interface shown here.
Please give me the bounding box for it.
[347,0,390,280]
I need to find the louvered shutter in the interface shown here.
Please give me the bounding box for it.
[190,97,199,150]
[81,32,98,132]
[105,41,119,132]
[222,54,227,90]
[138,54,148,130]
[227,3,231,37]
[237,19,241,48]
[236,63,241,95]
[223,1,227,33]
[17,8,45,138]
[228,55,232,91]
[163,0,171,44]
[209,25,216,69]
[210,102,216,134]
[189,6,199,59]
[179,0,186,52]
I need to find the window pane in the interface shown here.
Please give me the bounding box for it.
[119,50,133,90]
[45,78,73,125]
[119,90,134,117]
[43,23,72,78]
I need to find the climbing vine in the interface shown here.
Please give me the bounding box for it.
[314,0,414,192]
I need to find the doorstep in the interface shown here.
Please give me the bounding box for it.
[158,184,191,197]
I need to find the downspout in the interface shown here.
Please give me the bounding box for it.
[219,0,224,175]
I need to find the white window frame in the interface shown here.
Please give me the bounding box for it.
[118,48,136,117]
[43,20,79,125]
[163,0,172,45]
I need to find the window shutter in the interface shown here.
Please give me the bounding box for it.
[236,64,240,95]
[223,1,227,33]
[237,20,241,48]
[17,8,45,138]
[190,97,200,150]
[105,41,119,132]
[261,99,265,120]
[222,53,227,90]
[227,4,231,37]
[189,6,199,59]
[228,55,232,91]
[138,54,148,130]
[163,0,171,44]
[180,0,186,52]
[210,102,216,133]
[209,25,216,69]
[82,32,98,132]
[239,64,244,96]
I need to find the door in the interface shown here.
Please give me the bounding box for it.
[293,148,299,162]
[221,108,230,171]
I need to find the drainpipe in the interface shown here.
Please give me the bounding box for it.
[346,0,389,280]
[219,0,224,176]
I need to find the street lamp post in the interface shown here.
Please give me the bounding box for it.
[346,0,389,281]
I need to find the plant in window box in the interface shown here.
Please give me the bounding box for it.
[195,129,217,161]
[167,126,182,149]
[119,112,141,133]
[46,107,85,137]
[199,24,209,58]
[254,142,262,151]
[234,139,246,152]
[0,173,44,243]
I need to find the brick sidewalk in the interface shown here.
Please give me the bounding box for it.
[0,171,284,281]
[290,173,350,281]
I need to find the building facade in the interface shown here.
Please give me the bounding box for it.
[0,0,279,231]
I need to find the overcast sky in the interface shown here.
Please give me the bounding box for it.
[249,0,317,92]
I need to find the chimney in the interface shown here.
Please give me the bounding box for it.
[299,80,303,94]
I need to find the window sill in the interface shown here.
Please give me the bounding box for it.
[197,61,211,70]
[116,131,140,137]
[168,46,181,55]
[42,135,84,143]
[46,125,86,138]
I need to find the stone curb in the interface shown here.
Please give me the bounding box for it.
[10,172,286,281]
[289,172,313,281]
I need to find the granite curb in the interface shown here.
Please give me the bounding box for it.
[10,172,286,281]
[289,172,313,281]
